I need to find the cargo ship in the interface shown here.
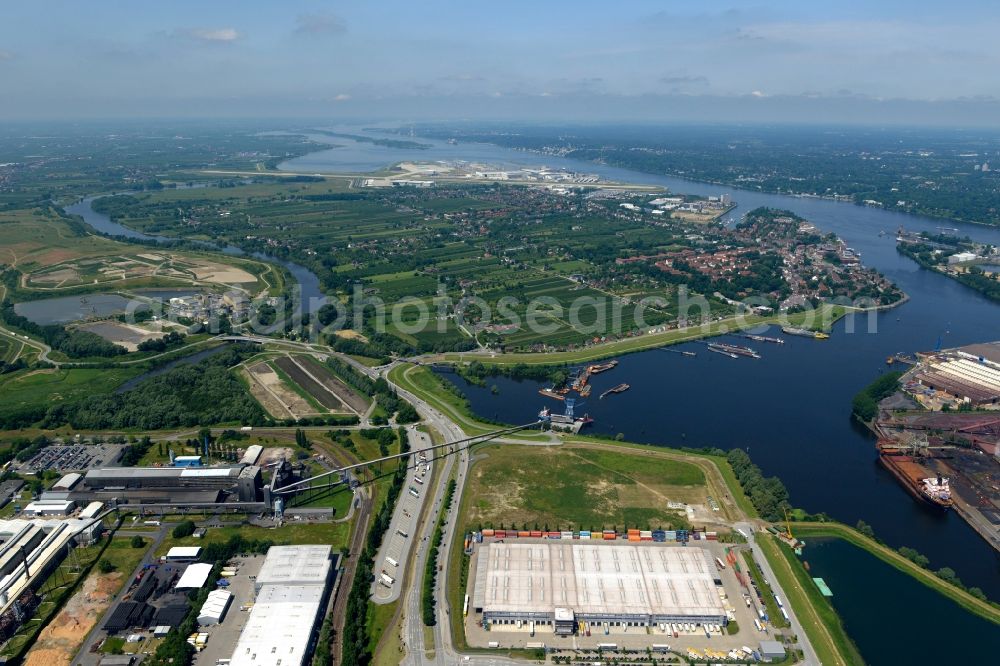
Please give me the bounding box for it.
[781,326,830,340]
[877,444,952,510]
[741,334,784,344]
[707,342,760,359]
[587,360,619,374]
[707,346,738,359]
[599,383,630,399]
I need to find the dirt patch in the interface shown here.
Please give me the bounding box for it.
[190,263,256,284]
[260,447,296,466]
[246,362,317,418]
[241,366,294,419]
[334,329,369,342]
[24,570,122,666]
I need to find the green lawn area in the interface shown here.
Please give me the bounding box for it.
[441,304,850,365]
[461,443,696,532]
[155,521,351,557]
[0,366,141,411]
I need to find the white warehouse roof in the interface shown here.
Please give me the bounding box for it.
[198,589,232,625]
[175,562,213,590]
[474,543,726,620]
[255,545,331,589]
[230,585,325,666]
[80,501,104,519]
[166,546,202,560]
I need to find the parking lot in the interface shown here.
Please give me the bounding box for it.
[18,444,124,474]
[192,554,265,666]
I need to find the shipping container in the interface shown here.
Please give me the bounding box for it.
[547,531,561,539]
[603,532,616,540]
[561,531,574,539]
[579,530,591,537]
[627,534,640,542]
[529,530,542,538]
[518,531,530,538]
[482,529,495,537]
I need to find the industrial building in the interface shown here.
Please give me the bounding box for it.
[253,544,333,592]
[172,455,203,468]
[470,543,727,631]
[22,499,75,516]
[175,562,213,590]
[0,516,105,642]
[197,589,233,625]
[166,546,202,563]
[229,545,336,666]
[914,342,1000,406]
[42,464,264,506]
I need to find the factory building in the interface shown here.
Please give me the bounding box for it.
[47,465,263,506]
[471,543,727,631]
[0,516,105,642]
[22,500,75,516]
[229,545,337,666]
[914,342,1000,406]
[172,455,203,468]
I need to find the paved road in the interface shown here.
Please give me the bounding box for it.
[372,426,433,604]
[738,522,819,666]
[75,520,168,666]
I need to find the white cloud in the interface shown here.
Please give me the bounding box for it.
[180,28,240,43]
[0,49,13,61]
[333,93,351,101]
[750,90,768,97]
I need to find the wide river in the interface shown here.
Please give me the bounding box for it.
[282,129,1000,607]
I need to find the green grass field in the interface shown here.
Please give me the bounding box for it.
[0,366,141,412]
[462,443,700,531]
[155,521,352,557]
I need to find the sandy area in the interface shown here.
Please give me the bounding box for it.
[334,329,370,342]
[191,264,256,284]
[24,570,122,666]
[246,362,316,418]
[260,446,295,466]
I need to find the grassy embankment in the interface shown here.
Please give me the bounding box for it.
[440,303,851,366]
[790,522,1000,625]
[754,534,863,666]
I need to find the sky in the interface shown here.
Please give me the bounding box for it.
[2,0,1000,125]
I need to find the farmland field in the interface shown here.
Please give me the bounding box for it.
[273,355,351,412]
[77,179,743,354]
[461,443,702,531]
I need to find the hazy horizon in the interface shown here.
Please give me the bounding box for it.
[3,1,1000,126]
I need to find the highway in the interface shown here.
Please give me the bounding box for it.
[372,426,432,605]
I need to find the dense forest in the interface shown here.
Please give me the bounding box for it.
[41,345,265,429]
[726,448,790,521]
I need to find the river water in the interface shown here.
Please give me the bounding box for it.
[282,128,1000,604]
[63,196,325,307]
[61,128,1000,652]
[804,537,1000,663]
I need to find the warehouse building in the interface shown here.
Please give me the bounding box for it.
[253,544,333,593]
[175,563,214,590]
[197,589,233,626]
[915,343,1000,406]
[22,500,75,516]
[229,545,337,666]
[471,543,727,631]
